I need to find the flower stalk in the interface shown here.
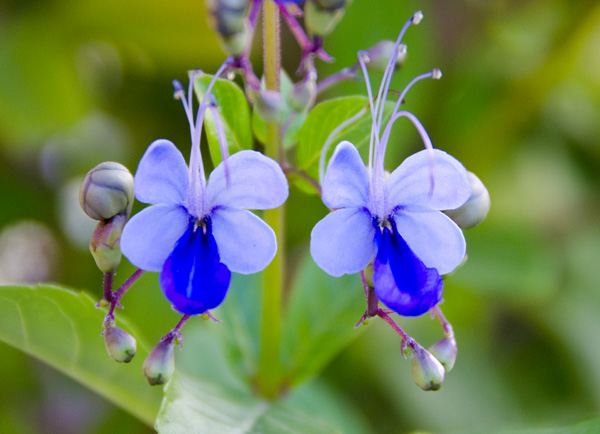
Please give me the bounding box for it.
[258,0,284,400]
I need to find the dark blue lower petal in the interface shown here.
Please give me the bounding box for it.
[372,222,443,317]
[159,218,231,315]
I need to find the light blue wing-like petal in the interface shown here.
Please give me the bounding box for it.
[322,141,370,209]
[393,208,466,275]
[134,139,189,205]
[211,207,277,274]
[387,149,470,212]
[206,150,288,211]
[310,207,375,277]
[121,204,190,272]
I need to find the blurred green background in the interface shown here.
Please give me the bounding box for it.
[1,0,600,432]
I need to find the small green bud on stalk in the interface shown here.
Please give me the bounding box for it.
[89,213,127,274]
[428,336,457,372]
[104,326,137,363]
[254,89,286,122]
[287,73,317,113]
[206,0,250,56]
[444,172,490,229]
[143,340,175,386]
[411,346,445,391]
[305,0,350,37]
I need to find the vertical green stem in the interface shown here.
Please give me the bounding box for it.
[258,0,283,400]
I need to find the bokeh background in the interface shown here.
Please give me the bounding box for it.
[1,0,600,432]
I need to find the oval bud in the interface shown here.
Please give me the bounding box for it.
[428,336,457,372]
[253,89,286,123]
[206,0,250,56]
[411,346,445,391]
[104,326,137,363]
[444,172,490,229]
[286,75,317,112]
[79,162,133,221]
[142,340,175,386]
[305,0,348,37]
[364,41,407,72]
[90,213,127,274]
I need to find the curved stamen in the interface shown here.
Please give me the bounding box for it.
[357,51,378,174]
[208,104,231,187]
[389,70,440,124]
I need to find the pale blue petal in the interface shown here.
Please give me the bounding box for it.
[121,204,190,272]
[134,139,189,205]
[310,207,375,277]
[322,141,370,209]
[211,207,277,274]
[393,209,466,275]
[387,149,470,211]
[206,150,288,210]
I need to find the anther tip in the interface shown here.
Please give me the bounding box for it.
[398,43,408,56]
[358,50,371,64]
[413,11,424,25]
[432,68,442,80]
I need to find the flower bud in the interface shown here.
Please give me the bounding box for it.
[206,0,250,56]
[286,74,317,113]
[364,40,407,72]
[253,89,286,122]
[79,162,133,221]
[305,0,349,37]
[104,325,137,363]
[411,346,445,391]
[89,213,127,274]
[444,172,490,229]
[428,336,457,372]
[142,340,175,386]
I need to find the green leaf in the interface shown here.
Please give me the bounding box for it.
[499,417,600,434]
[155,372,339,434]
[194,75,253,166]
[0,285,162,425]
[295,96,394,192]
[281,255,366,386]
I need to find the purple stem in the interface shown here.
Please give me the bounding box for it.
[106,269,145,319]
[316,65,360,94]
[377,308,419,357]
[431,305,454,338]
[103,273,114,303]
[162,314,192,348]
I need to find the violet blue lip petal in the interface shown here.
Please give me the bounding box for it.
[133,139,189,205]
[159,221,231,315]
[386,149,471,212]
[310,207,376,277]
[121,204,190,272]
[372,225,443,317]
[210,207,278,274]
[321,141,370,209]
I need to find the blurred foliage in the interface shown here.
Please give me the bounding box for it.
[2,0,600,432]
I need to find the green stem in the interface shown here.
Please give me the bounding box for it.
[258,0,284,400]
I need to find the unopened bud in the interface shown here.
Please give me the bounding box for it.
[364,41,407,72]
[287,75,317,112]
[104,325,137,363]
[428,336,457,372]
[411,346,445,391]
[142,340,175,386]
[253,89,286,122]
[206,0,250,56]
[89,213,127,274]
[79,162,133,221]
[444,172,490,229]
[305,0,349,37]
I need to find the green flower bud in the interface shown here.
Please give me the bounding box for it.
[411,346,445,391]
[305,0,350,37]
[428,336,457,372]
[254,89,286,123]
[89,213,127,274]
[364,40,407,72]
[444,172,490,229]
[286,73,317,113]
[206,0,250,56]
[104,325,137,363]
[142,340,175,386]
[79,162,133,221]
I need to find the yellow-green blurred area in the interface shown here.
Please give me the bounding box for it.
[1,0,600,432]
